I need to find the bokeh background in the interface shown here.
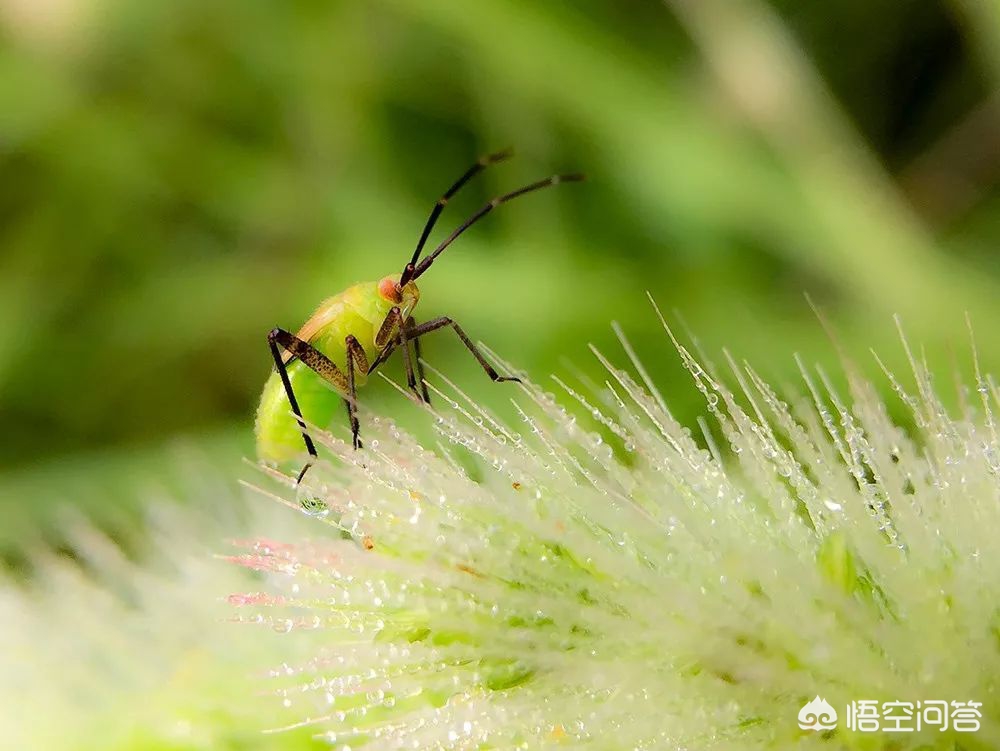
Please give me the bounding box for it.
[3,0,1000,550]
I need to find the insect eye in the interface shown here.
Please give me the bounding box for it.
[378,276,403,303]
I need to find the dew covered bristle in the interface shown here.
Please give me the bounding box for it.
[235,316,1000,750]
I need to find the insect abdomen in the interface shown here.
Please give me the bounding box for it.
[256,364,341,463]
[255,281,394,463]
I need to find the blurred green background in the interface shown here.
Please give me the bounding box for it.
[2,0,1000,545]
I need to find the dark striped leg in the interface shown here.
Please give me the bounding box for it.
[344,335,369,450]
[268,331,317,463]
[268,327,352,482]
[395,318,420,399]
[406,316,431,403]
[370,307,423,403]
[388,315,427,404]
[368,311,433,404]
[406,316,520,384]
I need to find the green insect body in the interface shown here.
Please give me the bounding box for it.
[256,278,419,463]
[253,149,582,480]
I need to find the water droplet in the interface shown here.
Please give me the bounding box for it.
[273,619,293,633]
[299,495,329,517]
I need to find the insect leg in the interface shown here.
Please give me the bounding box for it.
[370,306,406,374]
[268,328,351,471]
[405,316,431,403]
[374,306,405,349]
[406,317,520,384]
[397,326,420,398]
[370,307,426,401]
[344,335,369,450]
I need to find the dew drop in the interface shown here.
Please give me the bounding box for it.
[299,495,330,518]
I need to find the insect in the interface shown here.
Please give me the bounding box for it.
[255,150,583,481]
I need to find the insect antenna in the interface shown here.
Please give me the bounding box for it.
[409,172,585,282]
[400,148,513,286]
